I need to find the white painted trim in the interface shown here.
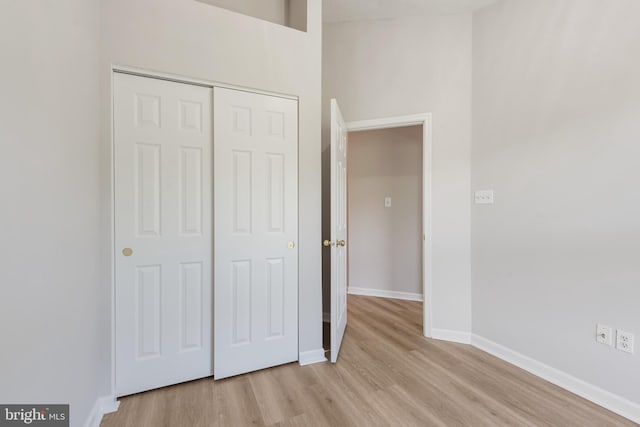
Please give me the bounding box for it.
[431,329,472,344]
[347,114,431,131]
[299,349,327,366]
[348,286,423,302]
[109,67,117,402]
[112,64,297,101]
[471,334,640,424]
[84,396,120,427]
[422,116,433,339]
[346,113,433,339]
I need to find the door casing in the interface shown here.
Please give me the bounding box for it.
[345,114,433,338]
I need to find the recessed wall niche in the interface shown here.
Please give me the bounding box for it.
[196,0,307,32]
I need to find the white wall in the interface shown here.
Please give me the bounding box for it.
[348,127,423,296]
[287,0,308,32]
[0,1,109,426]
[196,0,288,26]
[323,15,472,332]
[101,0,323,354]
[194,0,307,31]
[472,0,640,404]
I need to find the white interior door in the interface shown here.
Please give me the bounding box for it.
[114,73,213,396]
[214,87,299,379]
[330,99,348,363]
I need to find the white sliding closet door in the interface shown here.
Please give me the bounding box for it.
[114,73,213,396]
[214,87,299,379]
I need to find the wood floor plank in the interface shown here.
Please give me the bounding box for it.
[249,369,305,425]
[102,295,637,427]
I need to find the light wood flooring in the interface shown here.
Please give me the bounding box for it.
[102,295,636,426]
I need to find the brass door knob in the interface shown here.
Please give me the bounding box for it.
[323,240,333,247]
[288,241,295,249]
[337,240,346,247]
[122,248,133,257]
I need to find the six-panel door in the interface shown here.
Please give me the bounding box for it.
[213,87,299,379]
[330,99,348,363]
[114,73,213,396]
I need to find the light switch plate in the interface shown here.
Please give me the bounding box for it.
[384,197,392,208]
[475,190,494,205]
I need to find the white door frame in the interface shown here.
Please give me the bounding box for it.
[108,65,300,399]
[345,113,433,338]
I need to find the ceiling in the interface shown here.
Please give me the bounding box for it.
[323,0,499,23]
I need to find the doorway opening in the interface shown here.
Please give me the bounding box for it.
[323,113,433,358]
[348,125,423,302]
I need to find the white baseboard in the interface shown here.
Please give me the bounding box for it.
[84,395,120,427]
[299,348,327,366]
[348,286,423,302]
[471,334,640,424]
[431,328,471,344]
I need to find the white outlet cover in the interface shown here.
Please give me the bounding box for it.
[596,324,613,346]
[616,330,634,354]
[474,190,494,205]
[384,197,392,208]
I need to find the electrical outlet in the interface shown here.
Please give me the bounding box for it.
[596,324,613,346]
[616,330,634,354]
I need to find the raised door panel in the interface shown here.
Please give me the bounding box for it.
[266,258,285,339]
[232,151,253,235]
[231,260,252,346]
[179,148,203,236]
[266,154,285,233]
[179,262,203,352]
[135,94,161,128]
[135,144,162,238]
[178,100,203,133]
[136,265,162,359]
